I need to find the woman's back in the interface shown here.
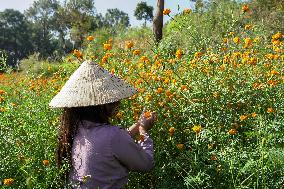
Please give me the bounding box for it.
[69,120,153,189]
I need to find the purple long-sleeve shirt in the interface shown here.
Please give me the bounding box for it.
[69,120,154,189]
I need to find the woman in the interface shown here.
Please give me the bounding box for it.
[49,61,156,189]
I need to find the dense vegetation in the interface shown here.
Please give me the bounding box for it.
[1,0,284,188]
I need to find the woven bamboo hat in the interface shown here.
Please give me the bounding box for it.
[49,60,137,108]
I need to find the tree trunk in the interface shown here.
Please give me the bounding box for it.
[153,0,164,43]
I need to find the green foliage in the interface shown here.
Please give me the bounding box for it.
[105,8,130,27]
[0,50,8,72]
[134,1,154,26]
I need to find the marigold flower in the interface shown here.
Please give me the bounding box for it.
[86,35,94,41]
[133,49,141,55]
[140,56,148,62]
[157,87,163,94]
[43,159,49,166]
[192,125,202,134]
[244,24,252,30]
[242,4,249,13]
[0,90,6,95]
[176,49,183,59]
[3,178,14,185]
[267,107,273,113]
[103,43,112,51]
[144,111,151,119]
[183,8,191,14]
[210,155,217,161]
[228,128,237,135]
[244,38,252,48]
[176,143,184,150]
[240,115,248,121]
[270,70,279,76]
[165,90,172,97]
[194,52,202,58]
[73,49,83,59]
[169,127,175,136]
[125,41,134,49]
[223,38,228,43]
[115,112,123,119]
[272,32,282,40]
[163,9,171,15]
[181,85,187,91]
[251,112,257,118]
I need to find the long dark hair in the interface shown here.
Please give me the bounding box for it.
[56,102,119,178]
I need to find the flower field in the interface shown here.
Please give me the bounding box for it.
[1,2,284,188]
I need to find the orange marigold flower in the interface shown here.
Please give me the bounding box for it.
[86,35,94,41]
[194,52,202,58]
[244,38,252,48]
[133,49,141,55]
[251,112,257,118]
[43,159,50,166]
[228,128,237,135]
[176,143,184,150]
[169,127,175,136]
[192,125,202,134]
[176,49,183,59]
[125,41,134,49]
[157,87,163,94]
[270,70,279,76]
[144,111,151,119]
[267,107,273,113]
[183,8,191,14]
[140,56,148,62]
[3,178,14,185]
[240,115,248,121]
[115,112,123,119]
[210,155,218,161]
[163,9,171,15]
[242,4,249,13]
[103,43,112,51]
[0,90,6,95]
[73,49,83,59]
[272,32,282,40]
[108,38,113,43]
[181,85,187,91]
[165,90,172,97]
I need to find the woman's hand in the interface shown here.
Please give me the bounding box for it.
[138,111,158,135]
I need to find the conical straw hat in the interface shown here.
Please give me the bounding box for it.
[49,60,137,108]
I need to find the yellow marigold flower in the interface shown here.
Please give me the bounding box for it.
[244,38,252,48]
[169,127,175,136]
[125,41,134,49]
[163,78,170,85]
[251,112,257,118]
[244,24,252,30]
[157,87,163,94]
[145,95,152,101]
[240,115,248,121]
[103,43,112,51]
[115,112,123,119]
[183,8,191,14]
[43,159,49,166]
[176,143,184,150]
[242,4,249,13]
[163,9,171,15]
[192,125,202,134]
[0,107,7,112]
[267,107,273,113]
[223,38,228,43]
[133,49,141,55]
[86,35,94,41]
[228,128,237,135]
[3,178,14,185]
[176,49,183,59]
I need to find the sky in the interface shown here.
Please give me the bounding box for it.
[0,0,195,26]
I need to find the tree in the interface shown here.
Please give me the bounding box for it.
[25,0,60,57]
[0,9,33,67]
[134,1,154,27]
[105,8,130,27]
[153,0,164,43]
[64,0,96,48]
